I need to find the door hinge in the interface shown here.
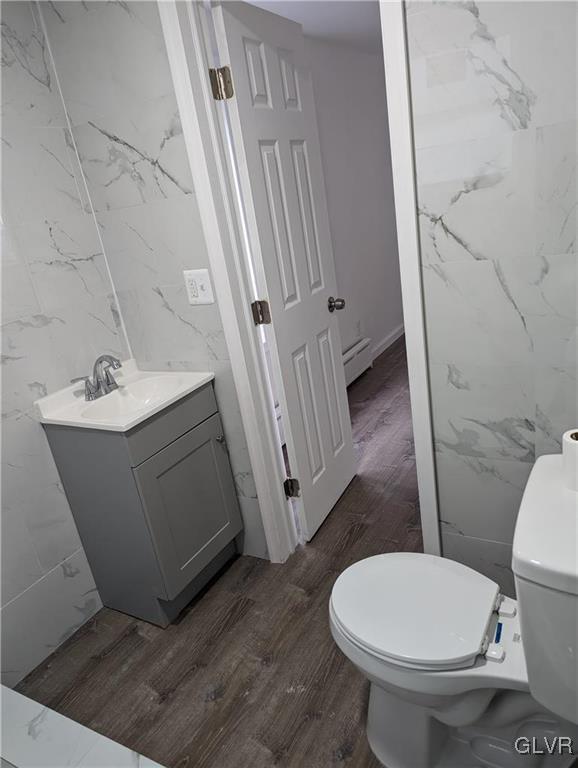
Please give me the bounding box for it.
[284,477,301,498]
[251,299,271,325]
[209,66,234,100]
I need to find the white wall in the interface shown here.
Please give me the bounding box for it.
[306,37,403,356]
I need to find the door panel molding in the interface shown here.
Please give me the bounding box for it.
[291,140,323,293]
[292,344,325,480]
[259,139,300,306]
[317,328,344,455]
[243,37,271,107]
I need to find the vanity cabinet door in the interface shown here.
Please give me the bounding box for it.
[133,413,243,600]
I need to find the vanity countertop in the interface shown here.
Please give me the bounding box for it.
[34,359,214,433]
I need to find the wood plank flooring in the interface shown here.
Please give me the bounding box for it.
[17,337,421,768]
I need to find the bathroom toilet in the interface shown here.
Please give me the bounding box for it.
[330,455,578,768]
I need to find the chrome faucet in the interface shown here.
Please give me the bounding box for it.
[71,355,122,401]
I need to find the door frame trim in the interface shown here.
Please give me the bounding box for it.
[159,0,441,561]
[380,0,441,555]
[159,0,298,562]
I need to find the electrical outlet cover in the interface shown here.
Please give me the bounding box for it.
[183,269,215,305]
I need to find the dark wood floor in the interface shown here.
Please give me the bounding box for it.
[17,337,421,768]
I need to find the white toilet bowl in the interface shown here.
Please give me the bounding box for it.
[330,550,578,768]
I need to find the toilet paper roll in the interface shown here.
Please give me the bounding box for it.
[562,429,578,492]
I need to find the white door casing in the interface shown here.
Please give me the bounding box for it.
[213,1,355,539]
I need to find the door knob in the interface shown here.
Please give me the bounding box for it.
[328,296,345,312]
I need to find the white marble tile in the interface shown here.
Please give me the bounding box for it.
[534,365,578,455]
[407,1,577,151]
[42,0,193,213]
[407,3,533,147]
[422,261,533,367]
[536,121,577,258]
[97,195,210,293]
[114,288,152,364]
[528,314,577,375]
[1,314,69,419]
[442,532,515,598]
[2,411,82,574]
[1,227,41,324]
[46,294,128,382]
[43,2,183,147]
[1,687,99,768]
[46,0,163,37]
[1,549,101,688]
[120,284,227,365]
[499,250,577,327]
[480,1,577,131]
[12,215,110,313]
[415,131,515,191]
[1,501,44,608]
[71,121,192,213]
[410,1,577,562]
[417,128,535,265]
[436,453,532,545]
[1,687,166,768]
[430,364,534,463]
[75,734,164,768]
[2,296,126,420]
[2,120,86,227]
[1,3,64,128]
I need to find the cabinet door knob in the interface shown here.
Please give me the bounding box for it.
[216,435,226,443]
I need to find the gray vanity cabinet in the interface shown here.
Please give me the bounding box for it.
[134,413,240,600]
[43,383,243,627]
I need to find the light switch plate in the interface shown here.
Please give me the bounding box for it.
[183,269,215,305]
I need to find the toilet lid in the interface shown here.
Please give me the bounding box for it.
[330,553,500,671]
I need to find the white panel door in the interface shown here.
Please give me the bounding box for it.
[214,1,355,539]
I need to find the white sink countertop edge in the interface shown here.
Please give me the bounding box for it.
[34,359,215,432]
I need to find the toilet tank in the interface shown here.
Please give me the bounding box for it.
[512,455,578,724]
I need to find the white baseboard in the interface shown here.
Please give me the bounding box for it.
[372,323,404,360]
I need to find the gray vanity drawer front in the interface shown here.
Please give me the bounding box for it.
[125,383,217,466]
[133,413,243,600]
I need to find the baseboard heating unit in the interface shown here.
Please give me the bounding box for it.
[343,337,373,386]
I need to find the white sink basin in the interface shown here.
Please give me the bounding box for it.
[81,375,192,422]
[34,360,214,432]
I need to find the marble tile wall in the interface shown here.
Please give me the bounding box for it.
[406,1,577,595]
[1,0,265,688]
[41,1,267,559]
[1,1,128,686]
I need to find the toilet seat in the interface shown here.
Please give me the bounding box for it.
[330,553,500,672]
